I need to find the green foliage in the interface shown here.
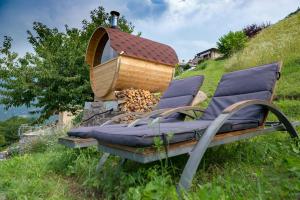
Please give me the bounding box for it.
[175,64,192,76]
[184,183,227,200]
[0,6,134,121]
[0,152,76,199]
[217,31,248,57]
[225,12,300,99]
[72,110,84,126]
[196,62,208,70]
[0,116,33,146]
[125,168,177,200]
[0,134,5,146]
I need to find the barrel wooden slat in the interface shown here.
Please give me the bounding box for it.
[115,56,174,92]
[92,58,119,97]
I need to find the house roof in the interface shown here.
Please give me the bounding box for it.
[196,48,219,56]
[86,27,178,66]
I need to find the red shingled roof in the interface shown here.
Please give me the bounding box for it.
[88,27,178,66]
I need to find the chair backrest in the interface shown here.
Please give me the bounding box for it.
[201,62,281,124]
[155,75,204,121]
[156,75,204,109]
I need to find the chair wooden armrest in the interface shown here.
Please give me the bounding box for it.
[134,106,205,127]
[159,106,205,118]
[138,108,174,119]
[102,109,171,126]
[101,112,144,126]
[223,99,274,113]
[127,108,176,127]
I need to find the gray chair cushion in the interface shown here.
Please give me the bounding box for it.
[156,95,194,109]
[155,75,204,121]
[201,62,279,124]
[160,75,204,99]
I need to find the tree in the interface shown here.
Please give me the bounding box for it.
[217,31,248,57]
[0,6,134,121]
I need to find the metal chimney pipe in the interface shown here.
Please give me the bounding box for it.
[110,11,120,28]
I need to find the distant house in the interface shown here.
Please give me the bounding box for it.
[189,48,222,65]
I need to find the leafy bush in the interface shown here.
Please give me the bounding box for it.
[175,64,192,76]
[217,31,248,57]
[243,22,270,38]
[0,116,33,146]
[72,110,84,125]
[196,62,208,70]
[0,134,5,146]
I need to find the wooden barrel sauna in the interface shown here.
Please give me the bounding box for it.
[85,27,179,100]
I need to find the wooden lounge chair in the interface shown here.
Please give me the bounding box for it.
[59,75,205,148]
[66,62,299,195]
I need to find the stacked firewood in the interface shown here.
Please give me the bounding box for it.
[115,88,159,123]
[116,88,159,113]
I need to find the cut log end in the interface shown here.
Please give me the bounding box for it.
[115,88,160,123]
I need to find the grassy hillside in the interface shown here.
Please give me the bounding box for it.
[0,12,300,200]
[225,12,300,99]
[178,60,224,98]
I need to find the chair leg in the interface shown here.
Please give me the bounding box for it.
[270,108,299,138]
[120,158,127,166]
[96,152,110,172]
[177,113,229,196]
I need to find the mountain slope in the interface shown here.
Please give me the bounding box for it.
[0,105,31,121]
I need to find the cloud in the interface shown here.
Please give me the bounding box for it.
[132,0,299,60]
[0,0,299,60]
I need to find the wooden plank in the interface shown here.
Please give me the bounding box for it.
[58,137,98,148]
[98,126,264,156]
[92,58,118,98]
[85,27,106,66]
[99,121,300,156]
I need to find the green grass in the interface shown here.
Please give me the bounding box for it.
[0,127,299,199]
[178,60,225,98]
[1,11,300,200]
[0,152,75,200]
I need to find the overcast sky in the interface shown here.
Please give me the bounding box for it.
[0,0,299,61]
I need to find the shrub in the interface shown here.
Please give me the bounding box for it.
[0,134,5,146]
[175,64,191,76]
[243,23,270,38]
[0,116,33,146]
[217,31,248,57]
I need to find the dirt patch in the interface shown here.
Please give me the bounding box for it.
[63,176,103,200]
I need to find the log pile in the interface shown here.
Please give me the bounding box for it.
[115,88,159,123]
[116,88,159,112]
